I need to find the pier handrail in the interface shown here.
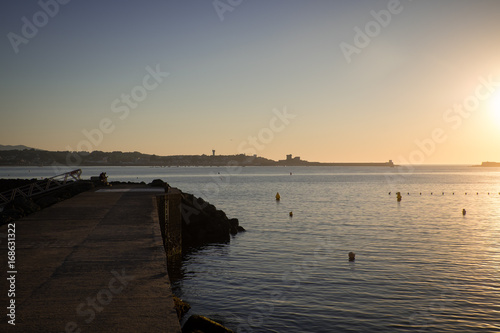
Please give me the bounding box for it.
[0,169,82,207]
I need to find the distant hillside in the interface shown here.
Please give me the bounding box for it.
[0,149,277,166]
[0,148,395,167]
[0,145,35,151]
[476,161,500,167]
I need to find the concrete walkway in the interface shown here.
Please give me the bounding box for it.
[0,186,181,333]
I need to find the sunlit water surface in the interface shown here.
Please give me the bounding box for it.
[2,165,500,332]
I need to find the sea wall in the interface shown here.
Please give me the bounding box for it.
[153,180,243,333]
[0,179,94,225]
[156,189,183,261]
[154,182,245,257]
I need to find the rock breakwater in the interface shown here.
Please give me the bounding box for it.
[180,192,245,250]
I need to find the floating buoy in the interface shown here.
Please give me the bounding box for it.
[348,252,355,261]
[462,209,466,216]
[275,192,280,201]
[289,211,293,217]
[388,192,391,195]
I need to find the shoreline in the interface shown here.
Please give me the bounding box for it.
[0,149,394,167]
[472,161,500,167]
[0,162,396,167]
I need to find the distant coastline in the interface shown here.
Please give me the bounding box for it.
[0,148,394,167]
[473,161,500,167]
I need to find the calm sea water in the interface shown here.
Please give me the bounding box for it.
[2,165,500,332]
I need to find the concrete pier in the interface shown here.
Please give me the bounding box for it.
[156,188,183,261]
[0,186,182,332]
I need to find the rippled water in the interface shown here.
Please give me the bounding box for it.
[2,165,500,332]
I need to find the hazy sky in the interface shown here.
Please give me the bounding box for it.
[1,0,500,164]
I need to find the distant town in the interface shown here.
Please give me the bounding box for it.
[0,146,395,167]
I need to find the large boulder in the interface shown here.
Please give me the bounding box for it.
[8,197,40,216]
[182,315,234,333]
[0,197,40,226]
[180,192,244,250]
[150,179,166,187]
[0,179,39,192]
[173,296,191,320]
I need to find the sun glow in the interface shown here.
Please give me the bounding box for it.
[491,90,500,116]
[490,91,500,123]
